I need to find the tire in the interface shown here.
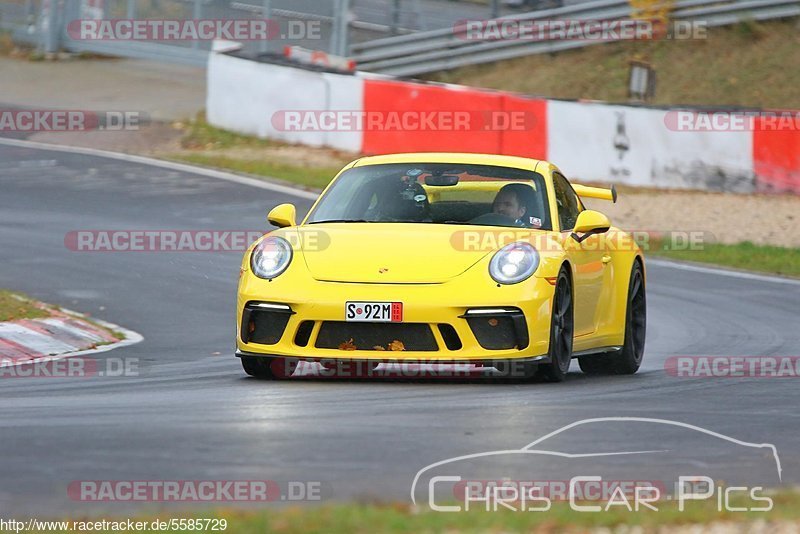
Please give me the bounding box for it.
[578,260,647,375]
[241,356,297,380]
[537,267,574,382]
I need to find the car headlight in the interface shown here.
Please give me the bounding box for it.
[251,236,293,279]
[489,242,539,284]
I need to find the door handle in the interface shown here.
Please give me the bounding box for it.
[602,255,612,264]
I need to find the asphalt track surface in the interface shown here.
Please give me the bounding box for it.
[1,139,799,517]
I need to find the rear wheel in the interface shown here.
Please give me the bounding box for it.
[537,267,574,382]
[579,260,646,375]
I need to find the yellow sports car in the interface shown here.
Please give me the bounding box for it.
[236,153,646,382]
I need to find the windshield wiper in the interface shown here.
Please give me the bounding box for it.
[308,219,371,224]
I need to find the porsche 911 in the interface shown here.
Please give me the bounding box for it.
[236,153,646,382]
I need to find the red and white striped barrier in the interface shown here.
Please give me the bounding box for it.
[0,306,141,367]
[0,317,117,361]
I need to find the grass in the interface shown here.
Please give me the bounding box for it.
[165,114,348,190]
[0,30,13,55]
[0,29,44,60]
[178,114,279,152]
[427,18,800,109]
[168,153,340,190]
[32,491,800,533]
[0,289,49,322]
[647,241,800,278]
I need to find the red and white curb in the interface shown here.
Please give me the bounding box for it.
[0,306,143,368]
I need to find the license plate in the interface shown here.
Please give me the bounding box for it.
[345,302,403,322]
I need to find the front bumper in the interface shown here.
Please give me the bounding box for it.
[236,270,555,363]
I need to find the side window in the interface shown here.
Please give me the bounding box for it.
[552,172,582,231]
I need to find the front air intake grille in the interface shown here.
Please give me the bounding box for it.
[437,324,462,351]
[315,322,438,351]
[294,321,315,347]
[241,304,293,345]
[467,316,519,350]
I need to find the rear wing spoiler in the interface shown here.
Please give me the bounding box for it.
[571,184,617,203]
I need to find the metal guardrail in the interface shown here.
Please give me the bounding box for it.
[351,0,800,76]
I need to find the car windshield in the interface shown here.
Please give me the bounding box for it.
[306,163,551,230]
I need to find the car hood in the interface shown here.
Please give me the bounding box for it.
[294,223,492,284]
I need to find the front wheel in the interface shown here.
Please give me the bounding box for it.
[241,356,297,379]
[579,260,646,375]
[537,267,574,382]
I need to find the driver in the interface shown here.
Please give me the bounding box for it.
[492,184,529,226]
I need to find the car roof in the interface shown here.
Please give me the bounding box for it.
[351,153,546,172]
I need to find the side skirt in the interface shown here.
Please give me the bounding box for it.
[571,346,622,359]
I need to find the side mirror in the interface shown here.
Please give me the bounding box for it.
[267,203,297,228]
[571,210,611,242]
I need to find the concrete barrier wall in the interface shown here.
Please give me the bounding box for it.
[206,49,798,193]
[547,101,755,192]
[753,119,800,193]
[207,53,364,152]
